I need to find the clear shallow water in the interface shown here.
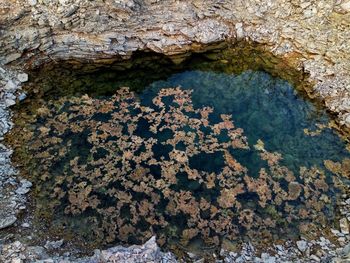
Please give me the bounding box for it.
[21,70,350,255]
[144,70,348,173]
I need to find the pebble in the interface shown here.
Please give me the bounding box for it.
[4,80,17,91]
[21,223,30,228]
[5,99,16,107]
[261,252,276,263]
[339,218,349,234]
[44,239,64,250]
[0,215,17,229]
[15,187,30,195]
[341,244,350,257]
[17,73,28,83]
[310,255,320,262]
[296,240,308,252]
[341,1,350,12]
[28,0,37,6]
[18,93,27,101]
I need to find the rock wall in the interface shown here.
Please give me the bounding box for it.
[2,0,350,125]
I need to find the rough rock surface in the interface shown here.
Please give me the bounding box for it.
[0,0,350,262]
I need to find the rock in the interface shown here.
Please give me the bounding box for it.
[15,180,32,195]
[58,0,68,5]
[11,258,22,263]
[64,6,79,18]
[261,252,276,263]
[28,0,37,6]
[20,179,32,189]
[17,73,28,83]
[339,218,349,234]
[4,53,22,64]
[340,243,350,257]
[340,1,350,12]
[15,187,30,195]
[21,223,30,228]
[18,93,27,101]
[44,239,64,250]
[310,255,320,262]
[340,112,350,127]
[4,80,17,90]
[296,240,308,252]
[235,23,244,40]
[5,99,16,107]
[0,215,17,229]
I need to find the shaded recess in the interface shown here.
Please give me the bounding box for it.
[21,42,311,98]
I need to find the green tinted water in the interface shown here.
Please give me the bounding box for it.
[15,70,350,257]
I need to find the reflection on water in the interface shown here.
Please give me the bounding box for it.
[19,70,350,256]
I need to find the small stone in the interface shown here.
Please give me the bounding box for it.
[11,258,22,263]
[296,240,308,252]
[44,239,64,249]
[343,114,350,127]
[5,99,16,107]
[20,179,32,188]
[340,218,349,234]
[341,243,350,257]
[15,187,30,195]
[310,255,320,262]
[28,0,37,5]
[331,229,341,235]
[341,1,350,12]
[18,93,27,101]
[235,23,244,40]
[4,53,22,64]
[4,80,17,90]
[261,253,276,263]
[64,6,79,17]
[21,223,30,228]
[17,73,28,83]
[0,215,17,229]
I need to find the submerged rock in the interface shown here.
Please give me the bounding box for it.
[0,215,16,230]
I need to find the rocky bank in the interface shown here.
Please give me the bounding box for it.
[0,0,350,262]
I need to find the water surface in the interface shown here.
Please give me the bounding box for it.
[18,70,350,256]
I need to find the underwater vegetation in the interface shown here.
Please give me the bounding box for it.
[15,70,350,254]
